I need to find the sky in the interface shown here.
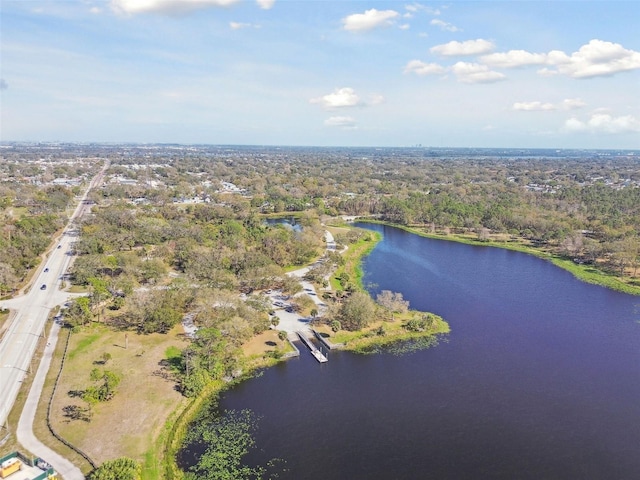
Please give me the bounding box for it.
[1,0,639,148]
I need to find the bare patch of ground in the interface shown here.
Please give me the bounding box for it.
[242,329,289,358]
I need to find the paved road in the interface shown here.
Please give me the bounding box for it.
[16,322,85,480]
[268,230,334,340]
[0,162,108,478]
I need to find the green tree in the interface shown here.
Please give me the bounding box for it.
[66,297,93,327]
[90,457,141,480]
[339,291,376,331]
[140,258,167,283]
[0,262,17,295]
[88,277,111,322]
[83,369,121,403]
[143,305,182,334]
[404,313,436,332]
[182,368,211,398]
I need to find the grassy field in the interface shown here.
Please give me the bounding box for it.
[47,323,188,478]
[32,327,96,475]
[37,324,293,479]
[0,313,94,474]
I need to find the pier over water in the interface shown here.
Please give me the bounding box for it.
[296,331,328,363]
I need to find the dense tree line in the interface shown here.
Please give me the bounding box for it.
[92,148,640,280]
[0,200,69,294]
[66,199,324,394]
[0,154,99,293]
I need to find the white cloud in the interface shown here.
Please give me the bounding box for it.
[430,19,460,32]
[399,23,410,30]
[546,39,640,78]
[256,0,274,9]
[110,0,240,15]
[477,40,640,79]
[404,60,504,83]
[450,62,505,83]
[310,88,385,109]
[324,116,357,128]
[405,3,440,15]
[562,98,586,110]
[564,117,588,132]
[342,8,400,32]
[310,87,361,109]
[564,113,640,133]
[514,98,587,112]
[480,50,547,68]
[513,101,556,111]
[230,21,260,30]
[403,60,446,76]
[431,39,495,56]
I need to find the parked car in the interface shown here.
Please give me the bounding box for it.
[40,284,47,290]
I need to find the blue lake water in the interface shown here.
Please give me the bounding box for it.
[182,223,640,479]
[264,217,302,232]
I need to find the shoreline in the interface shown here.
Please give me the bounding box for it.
[166,222,449,479]
[354,219,640,296]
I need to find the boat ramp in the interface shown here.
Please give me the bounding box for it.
[296,331,328,363]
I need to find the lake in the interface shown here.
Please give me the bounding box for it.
[181,223,640,479]
[264,216,302,232]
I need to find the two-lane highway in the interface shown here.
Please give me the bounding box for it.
[0,285,60,423]
[0,161,108,429]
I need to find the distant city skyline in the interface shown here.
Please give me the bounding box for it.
[1,1,639,149]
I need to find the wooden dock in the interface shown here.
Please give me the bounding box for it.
[296,331,328,363]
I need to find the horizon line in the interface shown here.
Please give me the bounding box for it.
[1,141,638,152]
